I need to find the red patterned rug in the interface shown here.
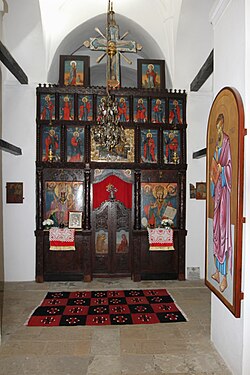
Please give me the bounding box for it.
[26,289,187,326]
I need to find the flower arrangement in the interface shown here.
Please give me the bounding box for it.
[42,218,54,229]
[161,218,174,229]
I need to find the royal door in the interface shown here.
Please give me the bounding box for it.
[91,172,133,277]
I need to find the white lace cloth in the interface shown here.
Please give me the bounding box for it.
[49,227,75,250]
[147,228,174,251]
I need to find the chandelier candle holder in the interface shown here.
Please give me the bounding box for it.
[91,94,126,157]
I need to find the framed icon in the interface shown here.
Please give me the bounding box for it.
[137,59,165,89]
[68,211,83,229]
[205,87,245,318]
[59,55,90,87]
[6,182,23,203]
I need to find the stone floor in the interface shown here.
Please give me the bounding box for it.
[0,278,232,375]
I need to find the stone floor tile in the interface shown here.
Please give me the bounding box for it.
[0,341,46,357]
[34,355,90,375]
[90,327,120,355]
[87,355,121,374]
[0,279,232,375]
[121,354,157,374]
[43,340,91,356]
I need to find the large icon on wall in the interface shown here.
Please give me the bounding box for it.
[205,87,245,318]
[137,59,165,89]
[141,182,178,229]
[44,181,84,227]
[59,55,90,87]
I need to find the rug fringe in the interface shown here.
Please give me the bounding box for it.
[24,295,48,326]
[168,290,189,322]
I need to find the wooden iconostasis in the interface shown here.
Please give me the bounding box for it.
[35,84,187,282]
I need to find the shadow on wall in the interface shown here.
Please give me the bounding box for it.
[47,13,172,88]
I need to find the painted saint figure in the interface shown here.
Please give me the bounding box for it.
[44,128,59,161]
[165,131,179,163]
[118,97,128,122]
[143,131,156,162]
[152,98,164,123]
[41,95,54,120]
[146,64,157,88]
[61,96,72,120]
[69,130,82,162]
[117,233,128,253]
[69,60,77,85]
[79,96,91,121]
[169,99,183,124]
[135,98,146,123]
[210,113,232,293]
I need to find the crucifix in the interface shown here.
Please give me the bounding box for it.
[83,0,142,88]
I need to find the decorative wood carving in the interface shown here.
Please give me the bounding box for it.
[36,84,187,281]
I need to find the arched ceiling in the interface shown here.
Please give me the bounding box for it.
[47,13,173,87]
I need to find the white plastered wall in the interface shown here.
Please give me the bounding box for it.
[242,0,250,373]
[174,0,215,278]
[210,0,248,374]
[1,0,216,286]
[2,0,46,281]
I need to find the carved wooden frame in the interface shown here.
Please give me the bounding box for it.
[137,59,165,89]
[205,87,245,317]
[59,55,90,87]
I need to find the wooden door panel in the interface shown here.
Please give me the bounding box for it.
[92,203,110,273]
[92,200,131,276]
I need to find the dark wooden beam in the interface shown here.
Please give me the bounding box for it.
[0,139,22,155]
[0,41,28,84]
[190,50,213,92]
[193,148,206,159]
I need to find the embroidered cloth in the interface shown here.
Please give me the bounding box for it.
[147,228,174,251]
[49,227,75,251]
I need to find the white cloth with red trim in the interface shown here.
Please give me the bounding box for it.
[147,228,174,251]
[49,227,75,251]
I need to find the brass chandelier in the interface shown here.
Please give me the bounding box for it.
[86,0,142,158]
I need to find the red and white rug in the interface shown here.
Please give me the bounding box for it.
[26,289,187,326]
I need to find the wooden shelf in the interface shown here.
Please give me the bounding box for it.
[193,148,206,159]
[190,50,213,92]
[0,41,28,84]
[0,139,22,155]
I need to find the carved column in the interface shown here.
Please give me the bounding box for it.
[134,169,141,230]
[84,166,91,230]
[35,229,44,282]
[179,171,186,230]
[36,167,43,229]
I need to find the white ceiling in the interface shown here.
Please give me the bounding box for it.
[47,12,170,86]
[39,0,183,87]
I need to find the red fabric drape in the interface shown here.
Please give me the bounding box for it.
[93,175,132,209]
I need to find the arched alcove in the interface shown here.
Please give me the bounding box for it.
[47,13,173,87]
